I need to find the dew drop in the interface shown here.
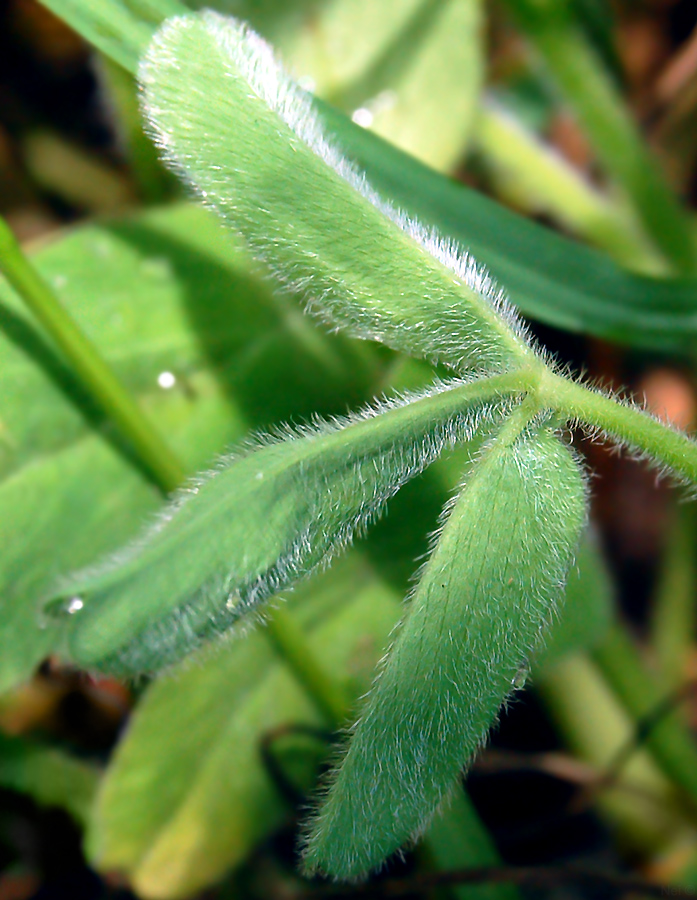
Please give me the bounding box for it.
[43,594,85,622]
[157,371,177,389]
[351,107,373,128]
[66,596,84,614]
[511,662,529,690]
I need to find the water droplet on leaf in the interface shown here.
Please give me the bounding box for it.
[43,595,85,622]
[157,371,176,389]
[511,662,529,690]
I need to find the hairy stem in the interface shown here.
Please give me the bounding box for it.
[265,606,349,727]
[0,215,184,494]
[540,371,697,484]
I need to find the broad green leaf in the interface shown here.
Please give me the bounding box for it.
[88,557,401,899]
[251,0,485,172]
[37,0,697,352]
[304,426,588,879]
[0,732,99,826]
[46,376,515,675]
[335,0,483,171]
[88,556,516,900]
[140,13,533,376]
[0,203,376,691]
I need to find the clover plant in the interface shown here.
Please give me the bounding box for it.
[3,2,697,897]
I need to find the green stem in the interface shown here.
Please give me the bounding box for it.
[536,652,685,851]
[265,606,349,727]
[651,503,697,689]
[474,101,666,275]
[0,215,184,494]
[541,371,697,484]
[592,623,697,812]
[503,0,696,275]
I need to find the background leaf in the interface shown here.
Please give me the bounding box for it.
[0,732,98,826]
[87,555,403,899]
[209,0,484,172]
[533,529,614,674]
[0,202,378,691]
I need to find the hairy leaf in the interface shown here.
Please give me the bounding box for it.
[45,377,515,674]
[140,13,533,375]
[303,426,587,879]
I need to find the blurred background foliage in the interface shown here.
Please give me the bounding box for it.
[2,0,697,898]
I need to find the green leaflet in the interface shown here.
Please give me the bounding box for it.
[303,425,587,880]
[45,376,517,674]
[140,13,533,376]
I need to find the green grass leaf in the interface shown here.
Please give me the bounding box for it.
[0,203,375,691]
[503,0,696,274]
[303,426,588,880]
[325,108,697,354]
[140,13,533,375]
[46,375,516,675]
